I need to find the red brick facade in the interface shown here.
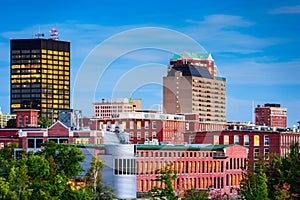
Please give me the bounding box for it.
[136,144,247,196]
[184,129,300,163]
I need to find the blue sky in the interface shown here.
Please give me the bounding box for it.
[0,0,299,126]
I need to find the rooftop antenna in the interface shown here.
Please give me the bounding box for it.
[49,28,59,40]
[252,100,255,124]
[34,26,44,38]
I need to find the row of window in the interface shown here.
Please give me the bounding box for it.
[11,54,69,60]
[27,137,102,149]
[254,148,269,160]
[106,121,157,130]
[137,151,213,158]
[11,64,69,70]
[212,135,270,146]
[138,174,240,192]
[130,131,156,140]
[11,59,70,65]
[137,160,226,175]
[114,158,136,175]
[11,49,69,56]
[11,79,70,85]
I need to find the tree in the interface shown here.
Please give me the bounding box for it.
[150,165,178,200]
[282,142,300,199]
[265,153,290,200]
[38,117,52,128]
[184,189,209,200]
[37,141,86,178]
[95,183,116,200]
[86,156,105,191]
[240,161,269,200]
[85,156,116,200]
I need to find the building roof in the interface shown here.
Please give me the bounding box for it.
[171,52,211,60]
[168,64,213,79]
[136,144,238,151]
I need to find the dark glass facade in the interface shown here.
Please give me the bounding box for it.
[10,39,70,119]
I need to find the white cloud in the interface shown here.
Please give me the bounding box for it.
[269,5,300,14]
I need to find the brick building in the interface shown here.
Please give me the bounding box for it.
[184,126,300,163]
[163,52,226,123]
[136,144,248,196]
[0,109,103,150]
[255,103,287,128]
[93,98,142,118]
[83,112,226,144]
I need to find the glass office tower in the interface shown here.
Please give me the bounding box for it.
[10,38,70,120]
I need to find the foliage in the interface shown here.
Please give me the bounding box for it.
[0,141,115,200]
[37,141,86,178]
[150,165,178,200]
[281,142,300,199]
[85,157,116,200]
[184,189,209,200]
[240,142,300,200]
[240,160,269,200]
[265,153,290,200]
[38,117,52,128]
[94,182,116,200]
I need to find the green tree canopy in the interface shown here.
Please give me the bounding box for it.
[150,165,178,200]
[38,117,52,128]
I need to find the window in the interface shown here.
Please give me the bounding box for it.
[145,132,149,140]
[224,135,229,145]
[145,121,149,129]
[130,121,134,129]
[129,132,134,140]
[28,139,35,148]
[152,121,156,129]
[96,138,102,144]
[234,135,239,144]
[27,138,43,149]
[213,135,219,145]
[137,132,141,140]
[244,135,249,146]
[114,158,136,175]
[122,121,126,129]
[254,148,260,160]
[189,135,195,144]
[264,148,269,160]
[18,116,23,127]
[74,138,89,144]
[254,135,260,146]
[186,123,189,131]
[264,135,270,146]
[152,132,156,139]
[137,121,141,129]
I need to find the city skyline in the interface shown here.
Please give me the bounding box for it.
[0,1,299,126]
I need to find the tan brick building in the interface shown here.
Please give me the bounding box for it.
[93,98,142,118]
[163,52,226,123]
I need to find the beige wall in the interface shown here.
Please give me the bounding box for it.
[163,73,226,123]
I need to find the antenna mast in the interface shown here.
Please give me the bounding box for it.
[50,28,59,40]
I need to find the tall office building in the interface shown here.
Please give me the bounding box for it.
[163,52,226,123]
[255,103,287,128]
[10,29,70,119]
